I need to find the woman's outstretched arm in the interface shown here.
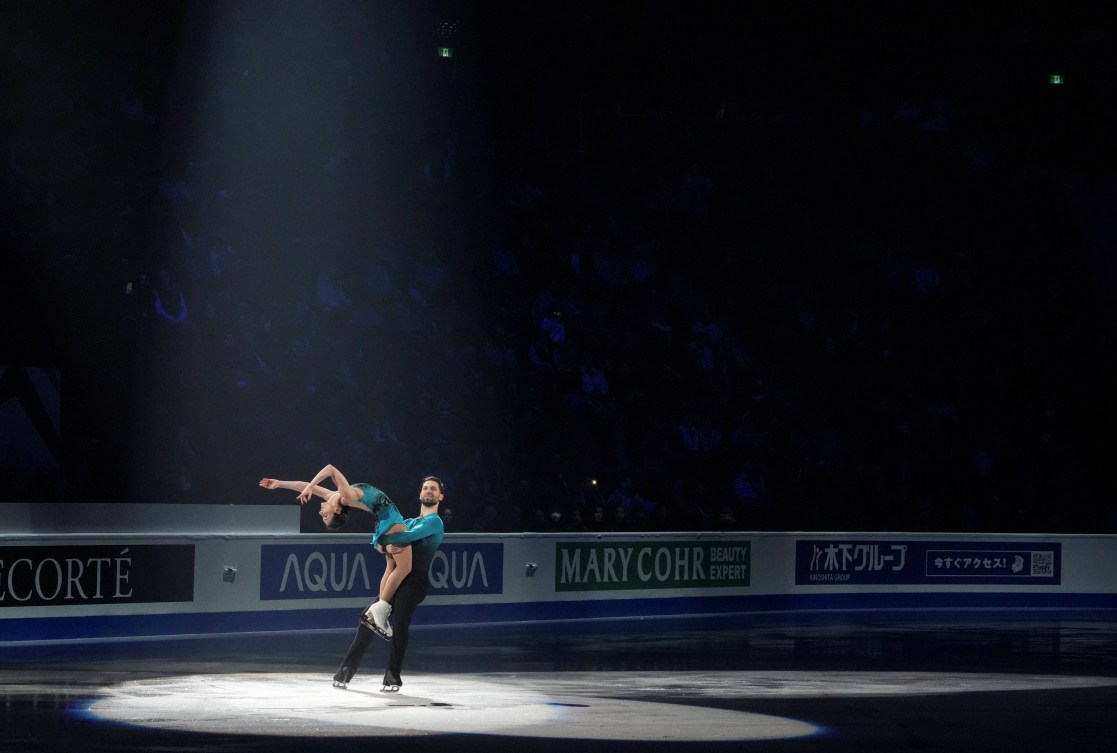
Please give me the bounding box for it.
[259,478,334,503]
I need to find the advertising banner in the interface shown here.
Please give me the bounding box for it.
[795,539,1061,586]
[260,541,504,600]
[555,540,750,592]
[0,544,195,607]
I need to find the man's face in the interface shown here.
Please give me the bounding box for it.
[419,480,443,507]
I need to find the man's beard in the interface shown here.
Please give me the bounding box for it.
[420,497,439,508]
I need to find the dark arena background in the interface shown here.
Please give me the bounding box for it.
[3,0,1114,533]
[2,3,1116,753]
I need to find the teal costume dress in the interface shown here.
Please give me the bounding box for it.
[353,483,405,548]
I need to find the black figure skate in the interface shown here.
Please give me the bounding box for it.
[333,666,356,689]
[381,671,402,693]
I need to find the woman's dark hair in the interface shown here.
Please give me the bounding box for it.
[325,505,350,531]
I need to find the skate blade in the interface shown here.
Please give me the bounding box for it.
[361,615,393,640]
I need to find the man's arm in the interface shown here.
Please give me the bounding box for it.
[259,478,334,501]
[380,515,443,546]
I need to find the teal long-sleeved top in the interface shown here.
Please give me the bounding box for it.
[380,513,445,584]
[380,513,444,549]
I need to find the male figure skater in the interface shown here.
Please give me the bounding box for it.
[331,474,445,692]
[259,469,444,691]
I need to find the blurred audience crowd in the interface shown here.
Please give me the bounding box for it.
[3,5,1114,534]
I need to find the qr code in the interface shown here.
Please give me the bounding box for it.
[1031,551,1054,576]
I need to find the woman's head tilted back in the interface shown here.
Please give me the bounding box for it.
[320,491,349,530]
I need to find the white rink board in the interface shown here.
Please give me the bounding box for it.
[1,503,1115,643]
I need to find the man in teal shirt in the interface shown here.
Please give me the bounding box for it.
[333,475,445,692]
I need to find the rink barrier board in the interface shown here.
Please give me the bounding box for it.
[1,512,1115,645]
[3,592,1117,645]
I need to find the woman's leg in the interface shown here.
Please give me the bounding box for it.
[379,553,396,599]
[378,545,412,602]
[377,523,412,602]
[367,524,412,634]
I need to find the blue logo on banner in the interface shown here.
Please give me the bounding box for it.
[794,540,1061,586]
[260,542,504,600]
[428,543,503,594]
